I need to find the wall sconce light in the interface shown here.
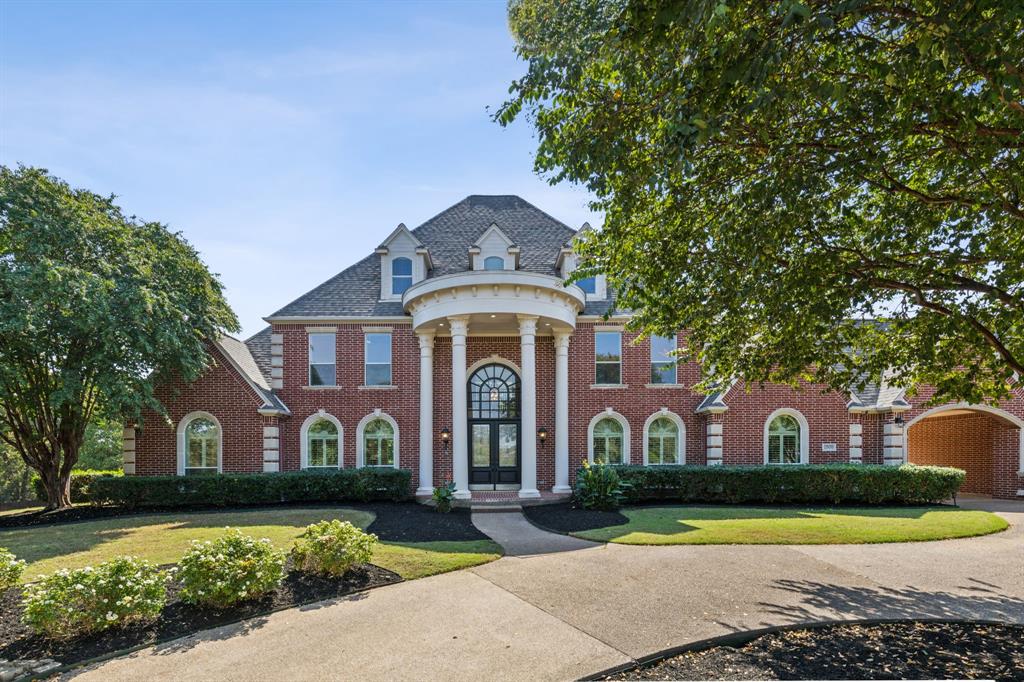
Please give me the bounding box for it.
[440,427,452,454]
[893,413,905,426]
[537,426,548,447]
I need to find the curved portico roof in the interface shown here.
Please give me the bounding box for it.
[403,270,586,334]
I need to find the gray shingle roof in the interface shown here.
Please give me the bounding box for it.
[217,333,289,413]
[268,195,618,319]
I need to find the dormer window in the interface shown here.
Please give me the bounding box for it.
[470,223,519,271]
[576,276,596,294]
[377,223,431,300]
[392,257,413,295]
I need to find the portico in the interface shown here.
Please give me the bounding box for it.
[404,271,585,499]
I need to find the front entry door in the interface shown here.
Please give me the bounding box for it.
[467,363,521,491]
[471,422,520,488]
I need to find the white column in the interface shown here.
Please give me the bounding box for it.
[450,316,471,499]
[518,315,540,498]
[416,333,435,495]
[553,332,571,493]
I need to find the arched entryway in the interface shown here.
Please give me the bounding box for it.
[905,404,1024,497]
[468,362,521,490]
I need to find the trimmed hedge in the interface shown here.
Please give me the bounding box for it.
[601,464,964,505]
[31,469,122,503]
[88,468,412,509]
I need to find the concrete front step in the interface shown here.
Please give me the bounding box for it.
[469,503,524,513]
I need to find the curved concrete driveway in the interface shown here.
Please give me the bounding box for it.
[68,499,1024,681]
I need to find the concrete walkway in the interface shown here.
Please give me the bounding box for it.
[471,511,600,556]
[67,500,1024,682]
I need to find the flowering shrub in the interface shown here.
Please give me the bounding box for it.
[178,528,285,607]
[291,520,377,576]
[0,548,26,590]
[21,557,167,638]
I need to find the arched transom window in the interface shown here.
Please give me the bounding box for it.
[184,417,219,475]
[593,417,624,465]
[483,256,505,271]
[469,364,519,419]
[647,417,679,465]
[363,418,395,467]
[307,418,339,468]
[767,414,801,464]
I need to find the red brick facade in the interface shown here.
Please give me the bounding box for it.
[131,325,1024,500]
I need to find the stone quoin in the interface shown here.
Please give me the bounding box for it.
[128,196,1024,499]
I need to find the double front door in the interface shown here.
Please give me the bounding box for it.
[470,421,520,489]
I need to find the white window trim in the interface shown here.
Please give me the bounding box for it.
[763,408,810,465]
[650,334,678,385]
[587,409,631,464]
[594,330,622,385]
[356,410,399,469]
[642,409,686,465]
[364,331,393,387]
[300,411,344,470]
[308,332,337,387]
[176,411,223,476]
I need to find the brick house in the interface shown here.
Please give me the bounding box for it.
[125,196,1024,500]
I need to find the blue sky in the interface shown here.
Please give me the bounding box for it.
[0,1,600,338]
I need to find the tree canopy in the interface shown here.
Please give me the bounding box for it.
[0,165,238,507]
[500,0,1024,403]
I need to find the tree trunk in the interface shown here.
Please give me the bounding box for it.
[39,465,73,511]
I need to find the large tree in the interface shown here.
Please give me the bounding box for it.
[0,166,238,509]
[500,0,1024,403]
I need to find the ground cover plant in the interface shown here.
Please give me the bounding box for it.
[526,504,1008,545]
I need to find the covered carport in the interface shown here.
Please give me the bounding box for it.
[905,405,1024,498]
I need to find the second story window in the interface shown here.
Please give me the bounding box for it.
[365,332,392,386]
[650,334,677,384]
[595,331,622,384]
[576,276,596,294]
[309,333,336,386]
[392,257,412,296]
[483,256,504,270]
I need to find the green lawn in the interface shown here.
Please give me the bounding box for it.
[0,508,501,581]
[571,506,1009,545]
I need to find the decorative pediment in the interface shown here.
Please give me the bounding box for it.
[377,223,431,300]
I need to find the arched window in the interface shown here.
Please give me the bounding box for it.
[469,363,519,419]
[306,418,340,468]
[766,413,803,464]
[592,417,624,465]
[391,257,413,295]
[178,412,221,476]
[362,417,396,467]
[483,256,505,271]
[646,416,680,465]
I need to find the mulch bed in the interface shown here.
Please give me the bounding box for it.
[603,621,1024,681]
[0,501,490,544]
[0,559,401,668]
[523,502,627,533]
